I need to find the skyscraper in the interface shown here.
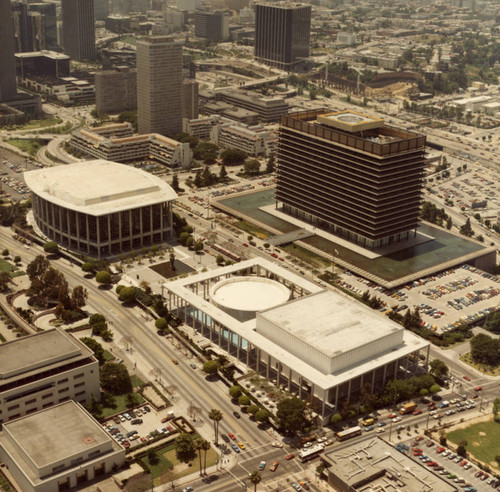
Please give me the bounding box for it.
[0,0,18,102]
[276,110,426,249]
[137,36,183,136]
[254,3,311,71]
[61,0,96,61]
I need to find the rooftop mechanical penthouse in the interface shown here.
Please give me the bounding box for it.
[276,109,427,250]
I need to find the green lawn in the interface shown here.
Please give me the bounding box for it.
[6,138,43,156]
[0,258,23,277]
[140,441,218,487]
[447,419,500,469]
[100,392,145,419]
[10,117,62,130]
[234,219,270,239]
[130,374,145,388]
[283,243,330,268]
[103,350,114,363]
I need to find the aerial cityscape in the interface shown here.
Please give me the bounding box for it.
[0,0,499,490]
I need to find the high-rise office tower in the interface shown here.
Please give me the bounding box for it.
[194,11,228,42]
[95,67,137,114]
[61,0,96,61]
[0,0,18,102]
[29,3,58,49]
[182,79,199,120]
[276,110,426,249]
[137,36,183,136]
[254,3,311,71]
[94,0,110,21]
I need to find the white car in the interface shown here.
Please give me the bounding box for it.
[271,441,283,448]
[317,437,327,443]
[392,416,402,422]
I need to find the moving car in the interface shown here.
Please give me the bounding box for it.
[269,461,279,472]
[258,461,266,471]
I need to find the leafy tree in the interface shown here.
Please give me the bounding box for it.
[492,397,500,421]
[484,311,500,334]
[1,249,8,256]
[248,471,261,492]
[208,408,223,445]
[193,142,218,162]
[26,255,50,281]
[100,362,132,394]
[238,395,250,406]
[221,148,246,166]
[216,254,224,265]
[194,169,202,187]
[13,255,21,264]
[429,384,441,394]
[457,442,467,458]
[244,159,260,175]
[247,404,259,415]
[276,397,307,434]
[80,337,105,365]
[0,271,10,292]
[429,359,449,379]
[147,449,159,465]
[219,164,228,180]
[203,360,220,376]
[155,317,169,332]
[172,174,180,192]
[82,262,94,274]
[255,409,270,423]
[420,388,429,396]
[95,270,112,286]
[470,333,500,366]
[118,286,136,303]
[229,385,243,399]
[194,241,204,252]
[459,218,473,237]
[329,413,342,425]
[43,241,59,254]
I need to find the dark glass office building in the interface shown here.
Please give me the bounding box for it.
[0,0,17,102]
[276,109,427,249]
[254,3,311,71]
[61,0,96,61]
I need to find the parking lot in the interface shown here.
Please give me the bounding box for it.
[431,165,500,223]
[0,149,42,201]
[339,264,499,333]
[101,405,180,450]
[400,435,499,492]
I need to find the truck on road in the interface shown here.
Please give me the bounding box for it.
[400,402,417,415]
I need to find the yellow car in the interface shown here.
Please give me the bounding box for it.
[237,442,245,450]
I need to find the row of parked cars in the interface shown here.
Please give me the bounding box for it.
[411,440,500,491]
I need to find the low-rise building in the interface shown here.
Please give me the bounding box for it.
[0,401,125,492]
[0,329,100,426]
[70,123,192,169]
[323,437,457,492]
[211,122,277,157]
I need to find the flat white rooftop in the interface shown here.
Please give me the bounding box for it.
[3,401,111,470]
[24,159,177,216]
[259,290,402,359]
[0,329,85,380]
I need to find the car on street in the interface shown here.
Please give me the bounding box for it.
[299,481,310,491]
[392,416,402,422]
[473,386,482,391]
[317,437,327,443]
[237,442,245,450]
[269,461,279,472]
[190,363,196,369]
[258,461,266,471]
[463,375,471,381]
[291,483,302,491]
[232,444,240,453]
[378,422,387,427]
[222,434,230,443]
[182,487,194,492]
[364,426,374,432]
[286,453,295,460]
[272,441,283,448]
[413,409,423,415]
[233,411,241,419]
[388,413,397,419]
[228,433,236,440]
[172,359,178,365]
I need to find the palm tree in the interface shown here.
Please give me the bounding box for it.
[194,439,203,476]
[208,408,223,445]
[201,439,211,474]
[249,471,261,492]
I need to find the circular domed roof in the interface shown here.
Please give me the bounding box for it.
[210,276,290,315]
